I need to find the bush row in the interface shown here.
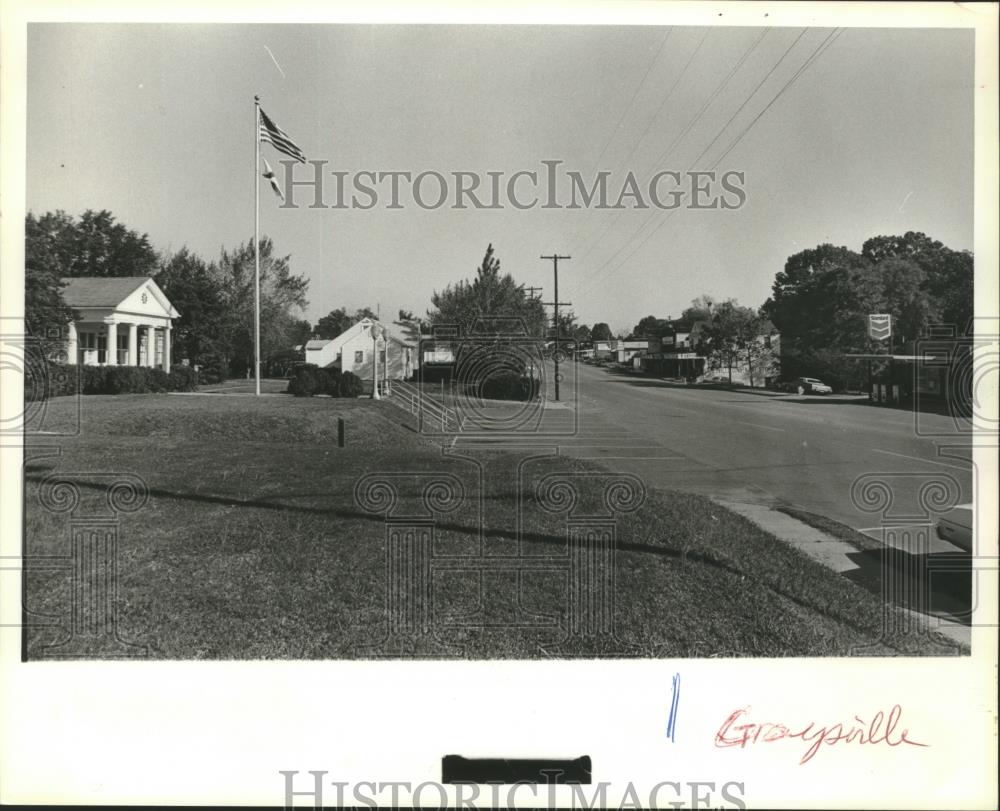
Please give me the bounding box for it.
[477,373,540,402]
[286,364,364,398]
[26,362,200,401]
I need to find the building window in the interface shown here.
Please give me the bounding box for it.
[97,334,107,364]
[154,332,164,366]
[78,332,96,364]
[354,350,364,364]
[379,349,386,367]
[117,334,128,365]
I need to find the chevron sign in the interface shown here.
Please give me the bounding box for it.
[868,313,892,341]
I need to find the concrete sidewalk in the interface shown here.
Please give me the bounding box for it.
[716,498,969,647]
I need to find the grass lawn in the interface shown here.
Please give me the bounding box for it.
[22,392,964,659]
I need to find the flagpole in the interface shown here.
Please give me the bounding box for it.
[253,95,262,396]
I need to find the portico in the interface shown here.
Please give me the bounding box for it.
[60,277,179,370]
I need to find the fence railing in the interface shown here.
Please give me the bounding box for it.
[390,380,463,432]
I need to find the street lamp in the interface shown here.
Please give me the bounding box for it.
[371,322,383,400]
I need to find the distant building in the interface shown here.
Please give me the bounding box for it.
[59,276,180,370]
[637,321,706,379]
[304,318,416,380]
[593,340,614,360]
[611,339,649,364]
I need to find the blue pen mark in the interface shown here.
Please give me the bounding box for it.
[666,672,681,742]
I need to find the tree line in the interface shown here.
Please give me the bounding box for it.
[762,232,973,387]
[25,210,311,380]
[606,231,973,388]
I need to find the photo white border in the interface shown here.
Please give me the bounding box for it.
[1,2,997,807]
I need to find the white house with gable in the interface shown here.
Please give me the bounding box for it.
[60,276,180,369]
[304,318,416,381]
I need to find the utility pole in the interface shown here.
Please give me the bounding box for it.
[541,254,571,401]
[525,287,543,382]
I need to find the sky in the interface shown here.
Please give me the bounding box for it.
[26,23,973,335]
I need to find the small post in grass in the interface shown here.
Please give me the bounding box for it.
[338,417,345,448]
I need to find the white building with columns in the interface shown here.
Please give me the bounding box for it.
[60,276,180,369]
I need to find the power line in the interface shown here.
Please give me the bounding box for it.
[687,28,809,170]
[564,28,673,251]
[572,29,712,261]
[588,28,674,176]
[569,29,808,298]
[573,28,843,303]
[708,28,844,170]
[573,28,770,271]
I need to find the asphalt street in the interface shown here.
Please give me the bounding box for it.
[454,361,977,555]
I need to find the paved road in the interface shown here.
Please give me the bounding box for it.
[454,361,976,554]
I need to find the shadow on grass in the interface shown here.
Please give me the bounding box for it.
[24,472,959,647]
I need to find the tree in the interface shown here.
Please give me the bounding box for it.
[394,310,426,347]
[286,318,313,347]
[211,237,310,377]
[26,209,159,278]
[761,234,973,390]
[156,247,228,368]
[863,231,973,331]
[698,302,750,383]
[553,310,578,340]
[429,244,546,337]
[572,323,592,344]
[681,295,718,326]
[315,307,355,339]
[314,306,380,340]
[591,322,613,342]
[632,314,674,342]
[24,213,75,356]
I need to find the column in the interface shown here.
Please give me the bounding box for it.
[104,320,118,366]
[127,323,138,366]
[163,324,172,371]
[66,321,78,365]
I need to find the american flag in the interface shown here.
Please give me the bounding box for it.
[258,107,306,163]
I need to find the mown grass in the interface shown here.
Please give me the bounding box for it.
[22,393,964,659]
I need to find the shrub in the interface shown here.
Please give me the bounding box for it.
[479,373,539,401]
[81,365,110,394]
[318,367,342,396]
[338,371,364,398]
[196,352,227,385]
[102,366,150,394]
[45,362,81,399]
[168,365,199,392]
[147,368,173,393]
[287,364,320,397]
[26,361,203,400]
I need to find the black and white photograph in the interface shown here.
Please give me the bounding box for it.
[1,1,997,808]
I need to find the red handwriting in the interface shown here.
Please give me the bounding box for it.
[714,704,928,764]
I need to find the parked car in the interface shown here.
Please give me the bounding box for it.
[936,504,972,552]
[793,377,832,395]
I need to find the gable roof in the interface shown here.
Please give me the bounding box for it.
[325,318,417,354]
[61,276,150,307]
